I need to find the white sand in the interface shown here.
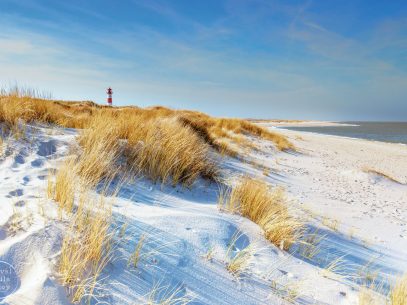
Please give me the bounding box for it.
[256,126,407,281]
[274,128,407,244]
[0,122,406,305]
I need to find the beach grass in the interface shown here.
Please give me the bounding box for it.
[362,166,405,185]
[0,91,292,186]
[1,87,304,304]
[389,274,407,305]
[219,176,302,250]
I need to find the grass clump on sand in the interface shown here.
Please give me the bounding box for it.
[122,116,217,186]
[219,176,302,250]
[225,231,256,277]
[58,189,113,304]
[389,274,407,305]
[47,154,115,303]
[45,122,120,303]
[48,157,117,303]
[47,158,77,215]
[362,167,405,185]
[76,113,122,187]
[145,282,192,305]
[356,271,407,305]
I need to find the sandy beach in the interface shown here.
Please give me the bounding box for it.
[262,125,407,273]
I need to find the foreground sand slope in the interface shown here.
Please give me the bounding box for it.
[0,123,367,305]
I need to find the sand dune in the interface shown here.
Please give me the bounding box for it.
[0,121,406,304]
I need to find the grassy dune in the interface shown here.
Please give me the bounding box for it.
[0,92,293,186]
[0,91,299,303]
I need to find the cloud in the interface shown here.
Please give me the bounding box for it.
[0,0,406,120]
[0,38,33,54]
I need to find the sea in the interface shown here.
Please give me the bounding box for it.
[282,122,407,145]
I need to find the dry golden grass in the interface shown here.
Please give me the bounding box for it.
[47,159,77,216]
[225,231,255,276]
[124,117,217,186]
[57,185,113,304]
[322,217,340,232]
[1,90,293,185]
[389,274,407,305]
[45,142,118,303]
[76,114,121,186]
[129,234,146,269]
[1,95,217,185]
[145,282,191,305]
[0,89,101,130]
[226,246,254,276]
[296,227,325,261]
[356,273,407,305]
[358,288,382,305]
[357,276,388,305]
[362,167,405,185]
[219,176,302,250]
[179,113,294,153]
[320,256,351,281]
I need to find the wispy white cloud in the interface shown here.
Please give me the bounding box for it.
[0,0,406,120]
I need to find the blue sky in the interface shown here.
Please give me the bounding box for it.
[0,0,406,120]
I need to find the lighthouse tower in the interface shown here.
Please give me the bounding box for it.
[107,87,113,106]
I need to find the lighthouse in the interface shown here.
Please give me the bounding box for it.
[107,87,113,106]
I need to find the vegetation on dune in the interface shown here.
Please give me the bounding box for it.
[2,87,301,303]
[179,112,294,152]
[225,231,256,277]
[0,91,293,186]
[362,166,406,185]
[218,176,302,250]
[46,148,116,303]
[58,183,114,303]
[123,117,217,186]
[357,273,407,305]
[389,274,407,305]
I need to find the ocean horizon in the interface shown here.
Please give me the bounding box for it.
[281,121,407,145]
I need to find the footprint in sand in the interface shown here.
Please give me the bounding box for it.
[0,228,6,240]
[37,140,57,157]
[7,189,24,197]
[31,159,44,167]
[15,200,25,207]
[23,176,30,185]
[12,153,25,167]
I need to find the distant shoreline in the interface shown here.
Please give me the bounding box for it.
[279,126,407,147]
[270,121,407,145]
[255,120,356,127]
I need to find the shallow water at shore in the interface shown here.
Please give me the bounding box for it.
[282,121,407,144]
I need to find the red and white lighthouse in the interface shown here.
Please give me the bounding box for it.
[106,87,113,106]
